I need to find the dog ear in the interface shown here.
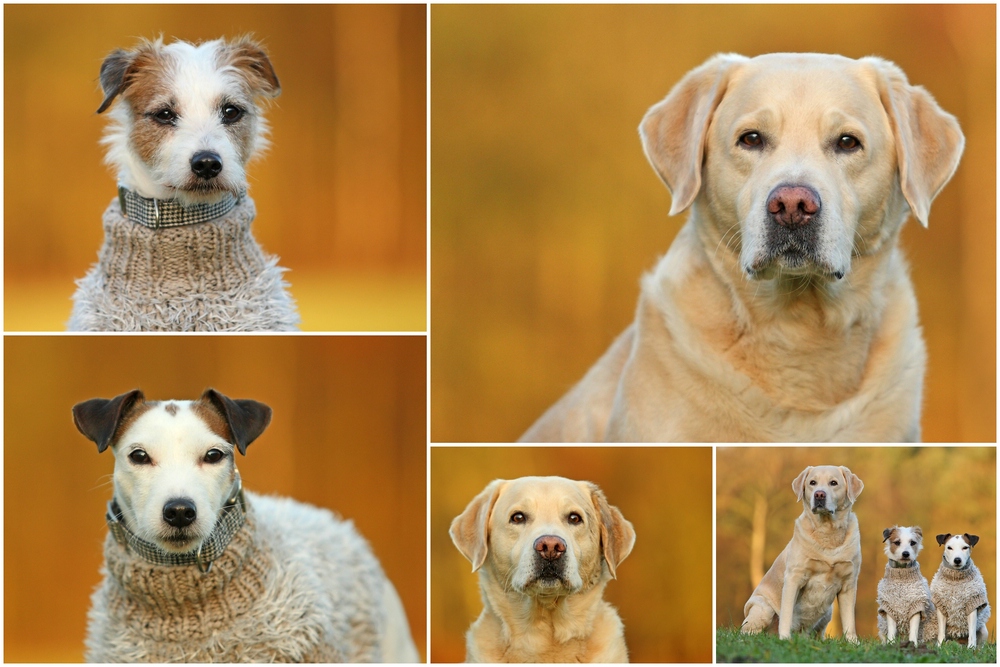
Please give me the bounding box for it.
[913,526,923,539]
[449,479,505,572]
[199,389,272,455]
[882,527,893,542]
[639,53,748,216]
[791,467,812,500]
[72,389,145,452]
[840,466,864,502]
[936,533,951,546]
[97,39,164,114]
[226,37,281,98]
[588,483,636,579]
[964,533,979,547]
[864,57,964,228]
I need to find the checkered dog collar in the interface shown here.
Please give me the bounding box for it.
[106,476,247,574]
[890,560,917,569]
[117,185,243,229]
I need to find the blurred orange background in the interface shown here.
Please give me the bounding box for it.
[431,446,713,663]
[4,335,426,662]
[716,447,996,641]
[4,4,426,332]
[431,4,995,442]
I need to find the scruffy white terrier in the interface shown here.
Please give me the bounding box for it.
[69,36,299,331]
[877,525,933,645]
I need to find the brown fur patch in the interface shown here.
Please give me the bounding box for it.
[164,402,178,416]
[113,400,156,445]
[191,399,234,443]
[220,37,281,98]
[120,45,174,164]
[885,527,900,543]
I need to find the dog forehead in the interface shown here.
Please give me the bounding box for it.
[805,465,843,483]
[118,400,224,446]
[947,534,970,548]
[162,40,244,105]
[494,476,590,514]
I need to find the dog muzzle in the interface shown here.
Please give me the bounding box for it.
[118,185,243,229]
[106,475,246,574]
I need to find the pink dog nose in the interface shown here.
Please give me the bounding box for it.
[767,185,821,227]
[534,535,566,561]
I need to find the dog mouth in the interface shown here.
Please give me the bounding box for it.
[522,561,574,592]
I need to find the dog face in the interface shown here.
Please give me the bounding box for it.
[97,36,281,205]
[882,525,923,563]
[450,476,635,598]
[791,465,863,515]
[641,52,963,284]
[73,389,271,553]
[936,532,979,569]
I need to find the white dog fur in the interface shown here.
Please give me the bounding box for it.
[927,533,991,648]
[520,52,964,442]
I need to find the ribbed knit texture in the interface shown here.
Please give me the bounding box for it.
[925,561,991,641]
[69,196,299,331]
[85,492,386,662]
[876,562,933,641]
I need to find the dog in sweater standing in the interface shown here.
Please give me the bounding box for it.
[73,389,419,662]
[69,36,299,331]
[877,526,933,645]
[926,533,991,648]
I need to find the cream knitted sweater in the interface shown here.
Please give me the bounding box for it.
[876,562,933,641]
[85,492,385,662]
[925,561,991,640]
[69,196,299,331]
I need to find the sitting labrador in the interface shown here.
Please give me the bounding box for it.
[450,476,636,662]
[742,465,864,641]
[520,53,964,442]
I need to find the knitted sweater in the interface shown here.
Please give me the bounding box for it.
[69,196,299,331]
[85,492,386,662]
[876,562,933,640]
[925,561,991,640]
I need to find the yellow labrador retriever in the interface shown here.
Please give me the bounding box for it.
[520,53,964,442]
[742,465,864,641]
[450,476,636,663]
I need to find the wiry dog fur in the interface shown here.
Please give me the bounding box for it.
[877,526,933,644]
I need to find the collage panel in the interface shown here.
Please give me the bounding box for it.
[4,335,427,662]
[430,446,713,663]
[716,447,996,662]
[5,4,426,333]
[431,4,994,443]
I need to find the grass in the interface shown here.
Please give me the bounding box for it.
[717,627,997,663]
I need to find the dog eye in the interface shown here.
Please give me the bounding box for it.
[568,512,583,525]
[203,449,225,464]
[128,449,151,465]
[830,480,838,486]
[909,541,916,546]
[738,131,764,149]
[152,109,176,124]
[836,134,862,152]
[510,512,525,524]
[809,480,816,485]
[221,105,244,124]
[893,540,901,546]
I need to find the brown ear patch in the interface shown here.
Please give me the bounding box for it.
[936,533,952,546]
[196,389,272,455]
[883,527,897,542]
[588,483,636,579]
[72,389,149,452]
[222,37,281,98]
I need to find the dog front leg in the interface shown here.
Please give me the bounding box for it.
[777,579,801,639]
[907,613,920,645]
[837,585,859,643]
[885,615,897,644]
[935,608,946,646]
[966,610,977,649]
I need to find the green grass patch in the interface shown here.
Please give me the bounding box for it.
[717,627,996,663]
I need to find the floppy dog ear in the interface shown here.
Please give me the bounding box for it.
[882,527,894,542]
[791,467,812,500]
[73,389,145,452]
[913,526,923,539]
[864,57,964,228]
[588,483,635,579]
[839,466,864,502]
[199,389,272,455]
[226,36,281,98]
[450,480,505,572]
[639,53,748,216]
[964,533,979,547]
[936,533,952,546]
[96,38,165,114]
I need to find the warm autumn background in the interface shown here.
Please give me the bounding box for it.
[431,4,996,442]
[4,336,426,662]
[4,4,426,332]
[431,447,713,663]
[716,447,996,642]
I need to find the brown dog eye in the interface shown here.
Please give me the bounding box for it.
[894,540,901,546]
[837,134,861,151]
[738,131,763,148]
[909,541,916,546]
[830,480,838,486]
[568,513,583,525]
[152,108,177,124]
[204,449,224,464]
[221,105,244,124]
[128,449,150,465]
[809,480,817,485]
[510,512,525,524]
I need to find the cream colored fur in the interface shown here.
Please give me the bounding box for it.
[520,52,964,443]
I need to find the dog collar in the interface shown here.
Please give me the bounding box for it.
[117,185,243,229]
[106,475,246,574]
[890,560,917,569]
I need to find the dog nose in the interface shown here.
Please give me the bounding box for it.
[902,551,910,559]
[190,151,223,180]
[767,185,821,227]
[953,558,963,566]
[162,498,197,528]
[533,535,567,561]
[813,490,826,503]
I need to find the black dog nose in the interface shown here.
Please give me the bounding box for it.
[534,535,567,561]
[162,499,197,528]
[953,558,963,566]
[902,551,910,559]
[190,151,223,180]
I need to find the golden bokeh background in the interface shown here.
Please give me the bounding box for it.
[716,447,996,641]
[4,335,426,662]
[4,4,426,332]
[431,446,713,663]
[431,4,995,442]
